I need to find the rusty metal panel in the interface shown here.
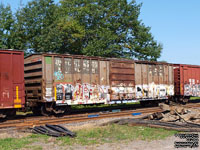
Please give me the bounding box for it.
[64,58,73,83]
[135,63,141,85]
[174,64,200,97]
[0,50,25,109]
[169,65,174,85]
[153,65,159,84]
[100,61,108,85]
[135,61,174,99]
[43,56,53,101]
[35,54,111,105]
[110,60,135,100]
[82,59,90,84]
[148,65,153,84]
[73,58,82,84]
[158,65,164,84]
[164,65,169,84]
[91,60,99,84]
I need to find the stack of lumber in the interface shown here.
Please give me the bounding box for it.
[148,103,200,124]
[102,103,200,132]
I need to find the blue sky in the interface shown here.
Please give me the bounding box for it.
[1,0,200,65]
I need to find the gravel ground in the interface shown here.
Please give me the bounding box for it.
[25,135,199,150]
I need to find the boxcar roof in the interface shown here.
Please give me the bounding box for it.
[25,53,134,62]
[0,49,24,53]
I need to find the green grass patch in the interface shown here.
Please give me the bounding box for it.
[57,124,178,146]
[0,134,48,150]
[190,97,200,100]
[0,124,178,149]
[71,102,139,110]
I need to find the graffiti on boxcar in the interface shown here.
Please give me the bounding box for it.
[110,87,135,99]
[51,83,110,104]
[184,84,200,97]
[135,83,174,99]
[54,71,64,80]
[2,89,9,98]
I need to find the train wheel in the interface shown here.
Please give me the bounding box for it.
[41,105,52,116]
[140,101,148,107]
[53,106,70,116]
[64,106,72,115]
[32,107,42,116]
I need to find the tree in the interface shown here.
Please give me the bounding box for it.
[14,0,85,54]
[60,0,162,60]
[0,4,15,49]
[2,0,162,60]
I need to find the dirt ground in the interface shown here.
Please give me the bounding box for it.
[24,135,199,150]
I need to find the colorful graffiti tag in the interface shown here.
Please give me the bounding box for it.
[184,84,200,97]
[54,71,64,80]
[135,83,174,99]
[49,83,110,105]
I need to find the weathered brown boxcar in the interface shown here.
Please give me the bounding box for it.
[24,54,135,115]
[174,64,200,102]
[25,54,176,115]
[134,61,174,101]
[0,50,25,117]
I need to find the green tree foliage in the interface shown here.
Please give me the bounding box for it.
[14,0,85,54]
[60,0,162,60]
[0,4,15,49]
[1,0,162,60]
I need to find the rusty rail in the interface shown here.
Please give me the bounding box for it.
[0,103,199,129]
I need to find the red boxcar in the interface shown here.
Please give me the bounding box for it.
[174,64,200,101]
[0,50,25,116]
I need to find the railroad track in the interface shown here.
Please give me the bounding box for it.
[0,103,199,129]
[0,107,161,129]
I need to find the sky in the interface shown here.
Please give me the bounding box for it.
[1,0,200,65]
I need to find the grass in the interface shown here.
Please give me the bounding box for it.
[56,124,178,146]
[0,124,178,149]
[0,134,48,150]
[71,102,140,110]
[190,97,200,100]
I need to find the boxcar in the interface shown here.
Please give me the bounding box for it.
[174,64,200,102]
[25,53,176,115]
[24,54,135,115]
[0,50,25,117]
[134,61,174,105]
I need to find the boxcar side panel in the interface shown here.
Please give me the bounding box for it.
[0,53,13,108]
[43,55,110,105]
[135,62,174,100]
[0,50,25,109]
[178,65,200,97]
[110,60,135,100]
